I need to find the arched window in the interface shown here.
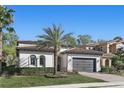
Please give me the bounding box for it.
[40,55,45,67]
[105,59,109,67]
[30,55,37,66]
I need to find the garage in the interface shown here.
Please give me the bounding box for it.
[73,58,96,72]
[61,48,103,72]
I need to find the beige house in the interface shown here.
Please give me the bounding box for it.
[80,40,124,67]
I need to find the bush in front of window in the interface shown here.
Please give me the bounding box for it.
[2,65,20,76]
[20,67,54,76]
[1,66,54,76]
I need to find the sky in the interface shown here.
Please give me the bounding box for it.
[7,5,124,41]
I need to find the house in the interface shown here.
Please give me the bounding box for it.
[79,39,124,68]
[16,40,103,72]
[16,39,124,72]
[94,39,124,53]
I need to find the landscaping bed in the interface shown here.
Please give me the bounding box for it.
[0,74,104,88]
[1,66,54,76]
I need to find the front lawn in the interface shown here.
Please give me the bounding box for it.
[0,74,104,88]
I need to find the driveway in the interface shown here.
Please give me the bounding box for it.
[79,72,124,82]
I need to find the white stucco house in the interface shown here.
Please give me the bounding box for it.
[16,41,103,72]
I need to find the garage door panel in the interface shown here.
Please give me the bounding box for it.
[73,63,93,68]
[73,58,96,72]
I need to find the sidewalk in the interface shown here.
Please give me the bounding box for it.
[32,82,124,88]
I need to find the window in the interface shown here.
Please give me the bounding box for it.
[40,55,45,67]
[30,55,37,66]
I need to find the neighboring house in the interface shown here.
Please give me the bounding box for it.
[16,40,103,72]
[94,39,124,53]
[79,39,124,68]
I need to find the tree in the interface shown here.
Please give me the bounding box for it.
[112,48,124,71]
[0,6,15,72]
[78,35,92,45]
[62,33,77,47]
[97,39,107,43]
[113,36,123,41]
[3,31,18,65]
[37,24,73,75]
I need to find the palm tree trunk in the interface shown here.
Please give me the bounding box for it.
[0,27,2,73]
[53,46,58,75]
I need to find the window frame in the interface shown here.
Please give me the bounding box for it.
[30,55,37,66]
[39,55,45,67]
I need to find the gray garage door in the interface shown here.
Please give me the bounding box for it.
[73,58,96,72]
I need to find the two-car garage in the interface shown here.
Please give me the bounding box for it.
[62,48,103,72]
[73,58,96,72]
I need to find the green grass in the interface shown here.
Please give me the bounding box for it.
[0,74,104,88]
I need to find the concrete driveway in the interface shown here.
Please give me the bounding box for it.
[79,72,124,82]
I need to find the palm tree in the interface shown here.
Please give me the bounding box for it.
[37,24,73,75]
[0,6,15,73]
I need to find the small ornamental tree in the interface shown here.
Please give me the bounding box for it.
[0,6,15,73]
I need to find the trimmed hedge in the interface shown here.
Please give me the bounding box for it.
[2,66,54,76]
[20,67,54,76]
[2,65,20,75]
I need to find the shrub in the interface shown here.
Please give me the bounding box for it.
[2,65,20,75]
[101,66,115,74]
[44,73,68,78]
[2,66,54,76]
[19,67,54,76]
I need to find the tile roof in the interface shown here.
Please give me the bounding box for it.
[17,40,73,48]
[17,40,37,44]
[79,43,98,48]
[16,46,54,52]
[61,48,103,55]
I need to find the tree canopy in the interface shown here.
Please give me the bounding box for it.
[78,35,92,45]
[0,6,15,32]
[113,36,123,41]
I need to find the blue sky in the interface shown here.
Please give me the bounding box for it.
[7,5,124,41]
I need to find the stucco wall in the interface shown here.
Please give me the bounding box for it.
[18,51,54,67]
[18,44,36,47]
[116,43,124,50]
[61,54,101,72]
